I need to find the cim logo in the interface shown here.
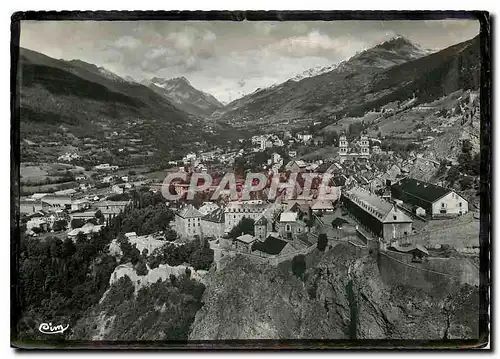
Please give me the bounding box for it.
[38,322,69,335]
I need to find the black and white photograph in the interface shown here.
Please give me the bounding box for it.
[10,11,490,349]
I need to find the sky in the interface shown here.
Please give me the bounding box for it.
[20,20,480,104]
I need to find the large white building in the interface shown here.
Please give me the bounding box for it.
[391,177,469,218]
[224,200,269,232]
[174,204,204,238]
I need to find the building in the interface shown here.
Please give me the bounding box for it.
[198,202,220,216]
[70,199,89,212]
[224,200,269,232]
[200,207,225,239]
[254,216,268,241]
[67,222,104,240]
[391,177,469,218]
[175,204,204,238]
[93,200,130,220]
[252,235,295,258]
[20,198,43,214]
[278,211,308,240]
[342,186,413,242]
[311,199,335,213]
[41,196,73,211]
[235,234,257,253]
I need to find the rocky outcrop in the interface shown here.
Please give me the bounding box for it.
[190,243,479,340]
[189,255,345,340]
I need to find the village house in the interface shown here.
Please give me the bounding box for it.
[70,199,89,212]
[278,211,308,240]
[235,234,258,253]
[285,159,309,173]
[342,186,413,242]
[200,207,225,239]
[391,177,469,218]
[174,204,204,238]
[67,222,104,240]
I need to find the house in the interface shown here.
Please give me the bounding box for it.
[200,207,225,239]
[252,235,295,258]
[313,136,325,146]
[235,234,257,253]
[254,216,269,241]
[342,187,413,242]
[67,222,104,240]
[26,214,48,231]
[391,177,469,218]
[70,199,89,212]
[112,184,124,194]
[311,200,335,213]
[285,160,309,173]
[174,204,204,238]
[278,211,308,240]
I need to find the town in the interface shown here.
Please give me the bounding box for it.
[19,126,480,278]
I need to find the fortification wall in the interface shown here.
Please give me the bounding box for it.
[377,250,479,296]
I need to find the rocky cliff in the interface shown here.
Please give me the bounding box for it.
[189,243,479,340]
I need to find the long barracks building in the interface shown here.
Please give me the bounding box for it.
[342,186,413,242]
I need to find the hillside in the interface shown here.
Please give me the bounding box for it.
[17,48,232,166]
[144,76,223,117]
[211,36,479,132]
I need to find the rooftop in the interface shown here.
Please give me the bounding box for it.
[178,204,204,218]
[345,187,394,218]
[252,236,288,255]
[236,234,257,244]
[392,177,451,204]
[202,207,225,223]
[280,211,298,222]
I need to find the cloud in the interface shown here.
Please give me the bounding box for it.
[114,36,141,49]
[20,20,480,104]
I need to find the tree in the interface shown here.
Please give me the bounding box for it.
[95,210,105,224]
[446,166,460,185]
[292,255,306,280]
[52,219,68,232]
[228,217,255,239]
[317,233,328,252]
[164,228,178,241]
[71,218,86,229]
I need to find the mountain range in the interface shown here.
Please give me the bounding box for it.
[17,34,480,165]
[142,76,223,117]
[17,48,236,165]
[211,36,480,131]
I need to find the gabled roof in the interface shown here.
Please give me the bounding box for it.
[392,177,451,204]
[177,204,204,218]
[311,200,334,210]
[255,216,268,225]
[202,207,225,223]
[252,236,288,255]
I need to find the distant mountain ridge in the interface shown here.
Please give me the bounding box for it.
[211,36,479,131]
[17,47,230,165]
[143,76,223,117]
